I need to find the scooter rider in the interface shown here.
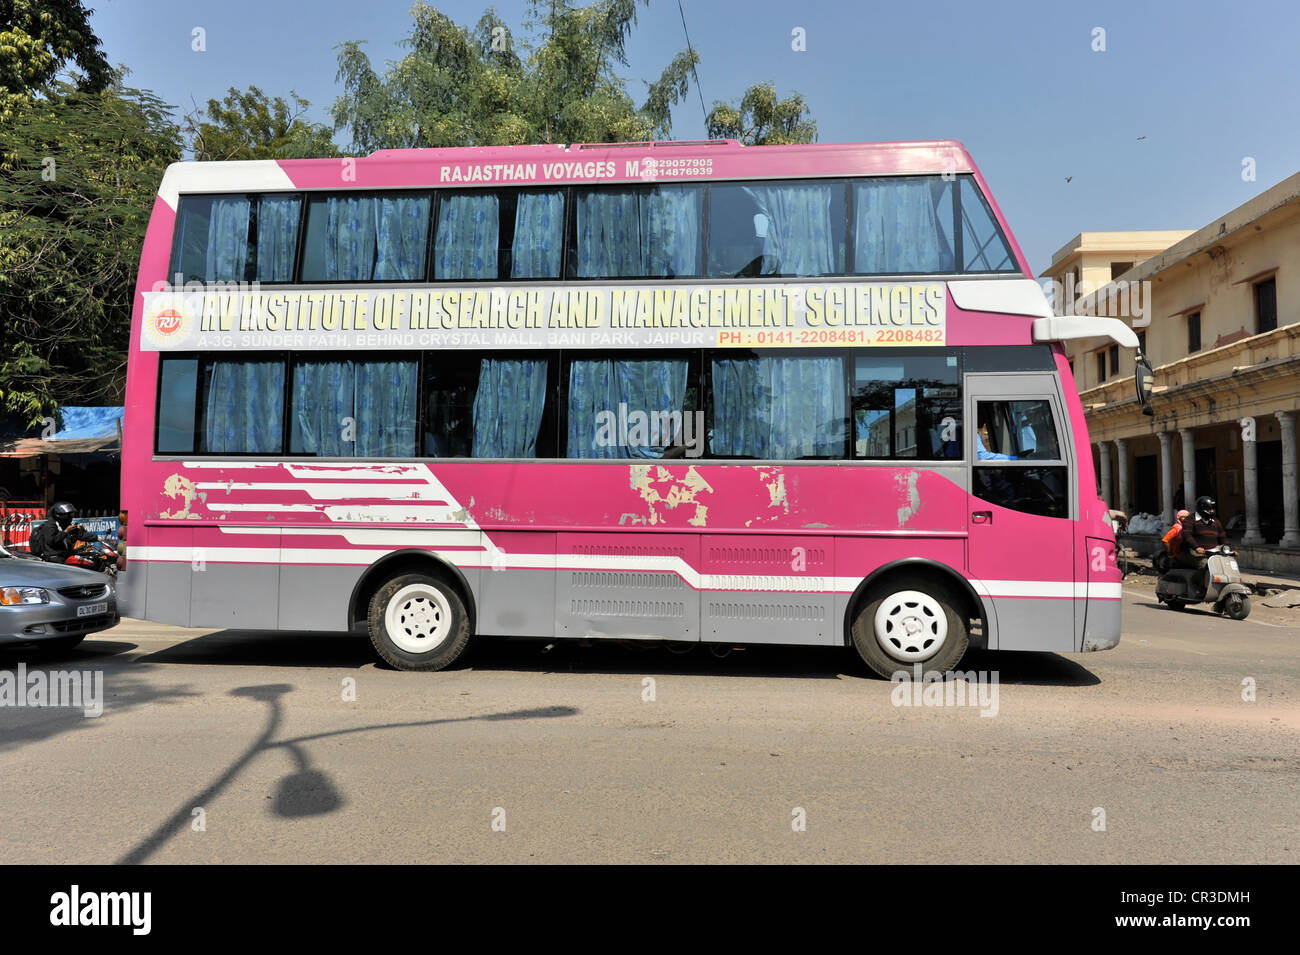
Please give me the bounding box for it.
[1177,496,1229,592]
[28,501,93,563]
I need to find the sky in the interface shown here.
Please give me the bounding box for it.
[90,0,1300,273]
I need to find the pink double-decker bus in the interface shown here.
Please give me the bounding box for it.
[121,138,1144,676]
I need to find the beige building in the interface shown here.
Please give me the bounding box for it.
[1042,172,1300,567]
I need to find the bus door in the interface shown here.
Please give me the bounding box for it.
[963,373,1076,649]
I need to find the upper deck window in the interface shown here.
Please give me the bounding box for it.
[171,194,301,283]
[569,185,703,279]
[708,181,845,277]
[169,172,1020,285]
[301,193,431,282]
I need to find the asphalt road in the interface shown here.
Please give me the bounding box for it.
[2,576,1296,864]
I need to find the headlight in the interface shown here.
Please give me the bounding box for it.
[0,586,51,605]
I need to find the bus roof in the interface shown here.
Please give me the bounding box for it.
[156,139,982,209]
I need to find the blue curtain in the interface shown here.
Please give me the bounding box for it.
[854,178,954,274]
[471,359,548,457]
[324,196,379,280]
[355,360,418,456]
[566,358,689,458]
[743,184,835,276]
[206,197,251,282]
[711,357,846,458]
[291,360,417,457]
[375,195,431,281]
[511,191,563,278]
[574,188,701,277]
[435,193,499,279]
[291,361,353,456]
[255,196,300,282]
[205,360,284,453]
[644,187,700,277]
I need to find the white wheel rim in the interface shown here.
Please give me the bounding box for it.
[874,590,947,662]
[385,584,453,654]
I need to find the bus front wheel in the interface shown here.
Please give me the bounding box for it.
[368,573,472,671]
[851,578,969,680]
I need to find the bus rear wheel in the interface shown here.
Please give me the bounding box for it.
[368,573,472,671]
[851,578,969,679]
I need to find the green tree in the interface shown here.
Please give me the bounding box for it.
[332,0,699,150]
[185,85,340,160]
[0,77,181,425]
[705,82,817,146]
[0,0,111,115]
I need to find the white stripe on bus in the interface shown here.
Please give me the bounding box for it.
[127,546,1123,600]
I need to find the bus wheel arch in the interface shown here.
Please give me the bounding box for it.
[349,550,477,639]
[845,560,985,678]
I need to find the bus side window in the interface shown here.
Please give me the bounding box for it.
[853,352,960,460]
[972,399,1068,518]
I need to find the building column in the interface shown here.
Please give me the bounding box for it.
[1159,431,1175,525]
[1240,417,1265,545]
[1116,438,1132,516]
[1276,410,1300,548]
[1098,442,1112,504]
[1181,428,1197,512]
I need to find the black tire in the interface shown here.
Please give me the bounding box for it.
[367,573,472,671]
[1164,598,1187,611]
[1223,593,1251,620]
[850,577,969,679]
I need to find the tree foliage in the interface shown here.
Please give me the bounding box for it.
[0,78,181,425]
[0,0,111,116]
[185,85,340,160]
[332,0,699,150]
[705,82,817,146]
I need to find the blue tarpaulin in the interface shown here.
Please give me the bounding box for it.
[52,407,123,440]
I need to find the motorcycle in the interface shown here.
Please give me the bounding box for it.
[1154,544,1251,619]
[16,530,121,577]
[64,535,121,577]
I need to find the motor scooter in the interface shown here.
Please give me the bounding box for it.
[1155,544,1251,618]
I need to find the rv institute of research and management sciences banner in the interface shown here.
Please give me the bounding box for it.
[140,282,946,352]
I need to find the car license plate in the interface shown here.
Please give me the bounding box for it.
[77,602,108,617]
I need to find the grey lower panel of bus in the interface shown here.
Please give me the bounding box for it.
[557,568,696,641]
[279,564,362,632]
[126,558,1098,656]
[1081,597,1121,652]
[129,560,359,632]
[702,590,836,645]
[988,597,1084,653]
[480,568,556,638]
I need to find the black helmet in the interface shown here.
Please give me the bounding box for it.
[50,501,78,529]
[1196,495,1217,519]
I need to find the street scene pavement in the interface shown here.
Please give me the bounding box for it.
[2,577,1295,865]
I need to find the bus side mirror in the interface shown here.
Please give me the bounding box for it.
[1135,355,1154,417]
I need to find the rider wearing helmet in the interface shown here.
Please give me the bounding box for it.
[1177,496,1229,591]
[28,501,92,563]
